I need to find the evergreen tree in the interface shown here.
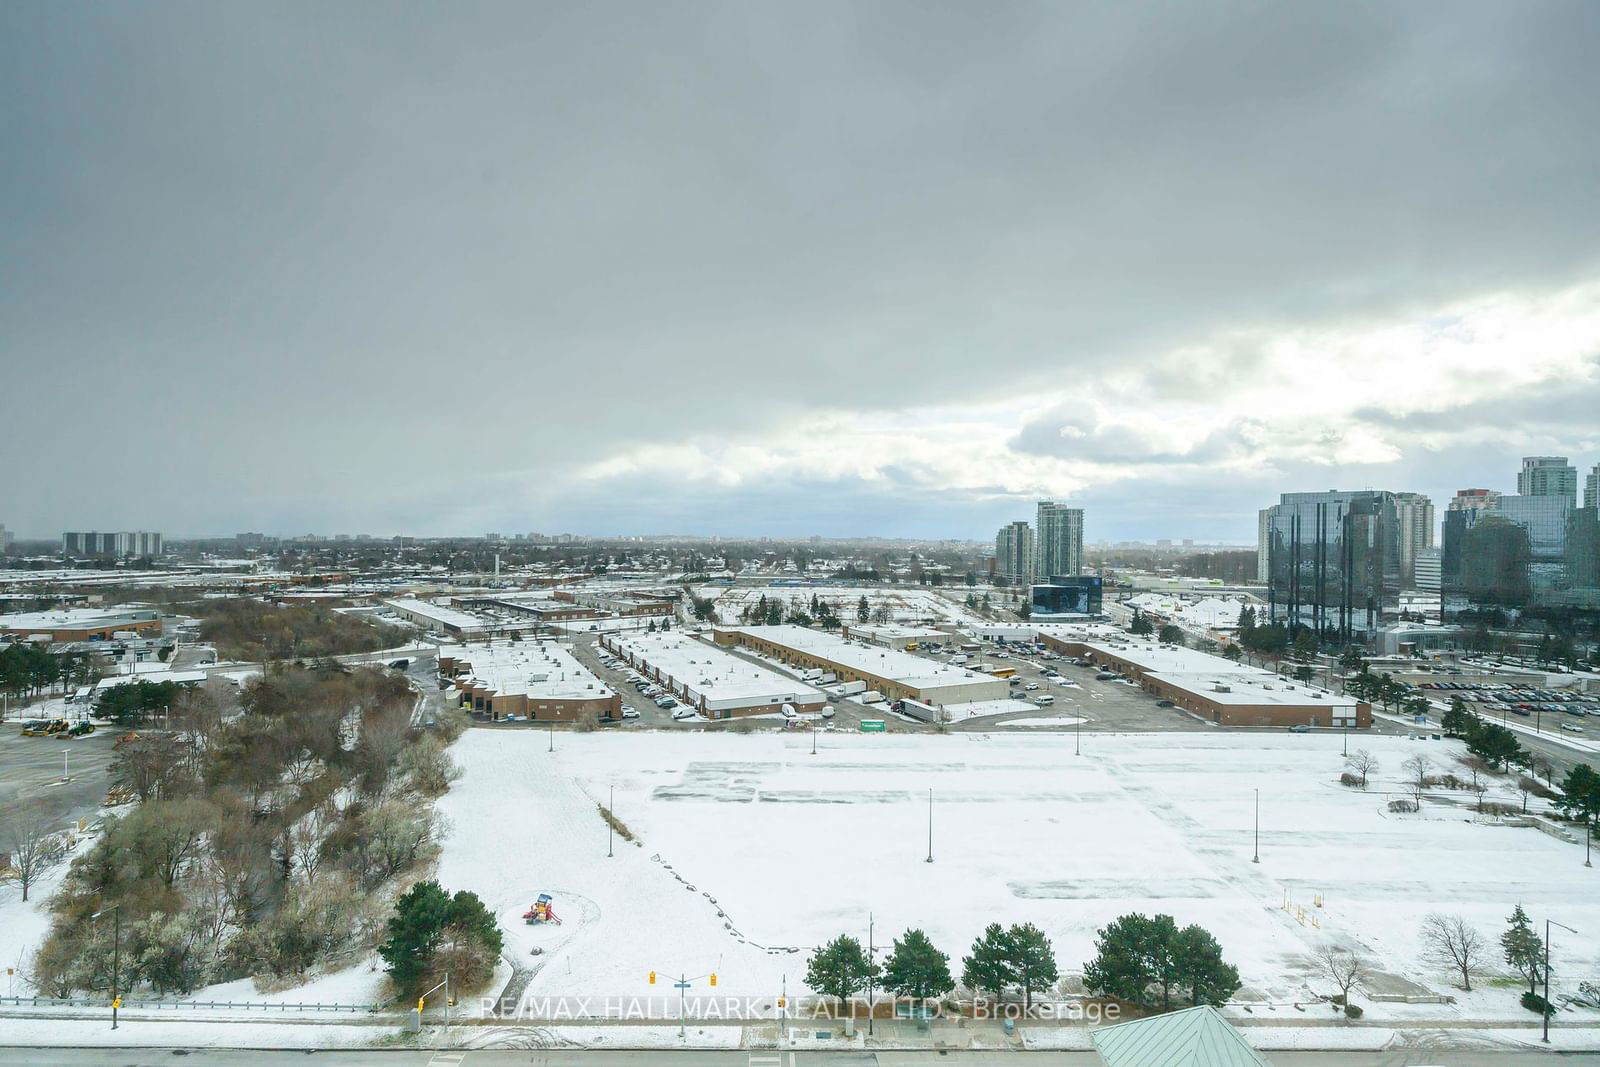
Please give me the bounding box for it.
[1129,609,1154,636]
[1083,913,1160,1008]
[1466,721,1524,771]
[882,928,954,1001]
[1554,764,1600,825]
[857,597,871,623]
[379,881,454,995]
[805,934,878,1010]
[1501,905,1543,995]
[1441,697,1477,737]
[1173,924,1240,1007]
[1007,922,1059,1012]
[960,923,1016,1009]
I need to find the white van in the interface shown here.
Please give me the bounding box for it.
[951,655,968,665]
[1035,694,1055,706]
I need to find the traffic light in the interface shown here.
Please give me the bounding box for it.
[777,996,786,1008]
[709,973,718,987]
[648,971,656,985]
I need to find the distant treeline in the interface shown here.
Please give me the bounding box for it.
[199,599,408,662]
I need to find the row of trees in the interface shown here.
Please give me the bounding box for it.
[0,643,103,706]
[804,915,1239,1016]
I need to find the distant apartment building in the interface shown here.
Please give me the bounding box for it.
[1449,488,1501,513]
[1585,463,1599,510]
[1413,547,1442,594]
[0,523,12,552]
[1256,507,1275,582]
[1034,501,1084,580]
[1264,490,1403,638]
[62,530,164,558]
[1517,456,1578,504]
[1393,492,1435,590]
[994,521,1034,583]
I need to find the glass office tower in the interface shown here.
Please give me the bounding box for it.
[1266,490,1402,639]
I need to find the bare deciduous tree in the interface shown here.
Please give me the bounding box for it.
[0,804,68,902]
[1345,749,1379,788]
[1315,944,1365,1006]
[1420,913,1486,992]
[1401,754,1432,808]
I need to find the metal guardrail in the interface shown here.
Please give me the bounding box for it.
[0,995,381,1013]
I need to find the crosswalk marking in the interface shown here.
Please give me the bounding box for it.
[426,1053,466,1067]
[748,1054,784,1067]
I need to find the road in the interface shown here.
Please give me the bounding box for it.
[1,1049,1596,1066]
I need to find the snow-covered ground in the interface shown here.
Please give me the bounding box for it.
[432,728,1600,1025]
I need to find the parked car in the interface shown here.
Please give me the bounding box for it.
[1096,672,1117,681]
[1024,682,1041,691]
[820,705,836,719]
[388,659,410,670]
[1560,722,1583,734]
[1288,724,1311,733]
[671,707,697,721]
[621,705,640,719]
[655,696,678,709]
[1156,699,1175,708]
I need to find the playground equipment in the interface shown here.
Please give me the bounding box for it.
[523,893,562,925]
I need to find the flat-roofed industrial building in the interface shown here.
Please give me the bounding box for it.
[438,640,618,722]
[713,625,1009,705]
[601,630,824,719]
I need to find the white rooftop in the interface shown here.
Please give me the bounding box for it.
[606,631,822,711]
[382,598,492,631]
[724,625,992,688]
[0,607,159,630]
[441,641,613,701]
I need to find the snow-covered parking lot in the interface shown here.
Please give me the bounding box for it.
[437,728,1600,1023]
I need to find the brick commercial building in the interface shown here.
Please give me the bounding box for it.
[602,630,824,720]
[0,608,164,643]
[1035,628,1370,729]
[438,641,618,722]
[713,625,1009,705]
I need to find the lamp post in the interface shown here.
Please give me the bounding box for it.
[1252,789,1260,864]
[1075,711,1081,757]
[1543,919,1580,1043]
[864,921,876,1036]
[1585,818,1592,869]
[926,788,933,863]
[608,784,614,859]
[90,905,121,1029]
[548,718,554,752]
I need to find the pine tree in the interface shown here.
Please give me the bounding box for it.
[961,923,1016,1010]
[858,597,871,623]
[1083,913,1158,1007]
[882,928,954,1001]
[1502,905,1543,995]
[805,934,879,1011]
[1173,924,1240,1007]
[379,881,454,995]
[1007,922,1058,1012]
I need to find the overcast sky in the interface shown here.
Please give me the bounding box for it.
[3,2,1598,543]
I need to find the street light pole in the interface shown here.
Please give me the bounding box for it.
[1252,789,1260,864]
[926,788,933,863]
[548,718,554,752]
[866,913,875,1037]
[1543,919,1580,1043]
[1075,712,1081,757]
[608,784,614,858]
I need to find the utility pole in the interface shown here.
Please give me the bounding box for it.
[926,788,933,863]
[1252,788,1260,864]
[608,784,615,858]
[867,913,875,1036]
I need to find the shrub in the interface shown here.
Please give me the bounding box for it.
[1387,799,1418,813]
[1339,773,1362,788]
[395,734,460,797]
[1522,990,1555,1017]
[1344,1002,1363,1019]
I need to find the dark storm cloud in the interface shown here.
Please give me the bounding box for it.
[2,1,1599,537]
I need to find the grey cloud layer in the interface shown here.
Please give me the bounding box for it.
[2,1,1598,536]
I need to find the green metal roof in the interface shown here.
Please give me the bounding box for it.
[1091,1005,1272,1067]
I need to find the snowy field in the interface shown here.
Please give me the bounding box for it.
[437,728,1600,1024]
